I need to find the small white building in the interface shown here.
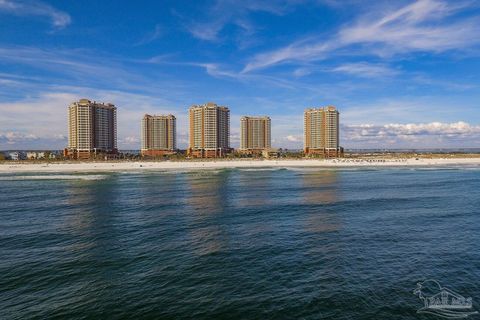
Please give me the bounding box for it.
[26,152,47,159]
[8,152,21,160]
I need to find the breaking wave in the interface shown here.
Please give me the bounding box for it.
[0,174,107,181]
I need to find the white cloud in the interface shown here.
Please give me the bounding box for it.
[0,130,68,150]
[243,0,480,72]
[0,0,71,28]
[286,134,301,142]
[185,19,225,42]
[3,90,479,150]
[331,62,399,78]
[0,47,127,83]
[181,0,297,42]
[0,46,195,100]
[0,82,197,149]
[338,0,477,55]
[0,93,75,141]
[0,131,38,145]
[200,63,242,79]
[340,97,480,125]
[175,61,317,89]
[342,121,480,148]
[120,136,140,148]
[293,68,312,77]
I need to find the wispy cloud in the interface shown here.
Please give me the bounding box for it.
[293,68,312,77]
[185,19,224,42]
[147,59,317,89]
[338,0,478,55]
[0,46,193,99]
[135,24,164,46]
[180,0,297,42]
[0,0,71,29]
[197,63,242,79]
[0,46,124,80]
[341,97,480,125]
[331,62,399,78]
[243,0,480,72]
[410,73,477,91]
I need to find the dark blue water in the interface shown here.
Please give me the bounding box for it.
[1,167,479,319]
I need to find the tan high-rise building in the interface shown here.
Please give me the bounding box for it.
[188,102,230,158]
[240,116,271,154]
[304,106,343,157]
[65,99,117,159]
[141,114,176,157]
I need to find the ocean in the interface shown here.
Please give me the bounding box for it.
[1,167,479,319]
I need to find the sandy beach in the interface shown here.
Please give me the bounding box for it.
[1,157,480,173]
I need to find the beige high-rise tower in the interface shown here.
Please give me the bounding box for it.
[188,102,230,158]
[304,106,343,157]
[141,114,176,157]
[65,99,117,159]
[240,116,271,154]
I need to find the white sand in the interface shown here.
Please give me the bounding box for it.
[1,158,480,173]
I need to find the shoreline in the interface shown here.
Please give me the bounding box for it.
[1,158,480,173]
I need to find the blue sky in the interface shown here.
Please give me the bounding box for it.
[1,0,480,150]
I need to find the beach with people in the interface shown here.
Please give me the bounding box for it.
[1,157,480,173]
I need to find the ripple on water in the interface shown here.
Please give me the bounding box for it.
[0,168,479,319]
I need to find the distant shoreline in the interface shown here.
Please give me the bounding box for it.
[1,157,480,173]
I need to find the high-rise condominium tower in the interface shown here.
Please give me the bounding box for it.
[141,114,176,156]
[188,102,230,158]
[240,116,271,153]
[304,106,343,157]
[66,99,117,159]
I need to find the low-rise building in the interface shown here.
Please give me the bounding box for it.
[26,152,46,160]
[262,148,280,158]
[7,152,24,160]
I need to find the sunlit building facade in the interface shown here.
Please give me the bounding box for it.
[188,102,230,158]
[65,99,117,159]
[239,116,271,154]
[141,114,176,156]
[304,106,343,157]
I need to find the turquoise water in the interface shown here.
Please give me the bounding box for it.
[1,167,479,319]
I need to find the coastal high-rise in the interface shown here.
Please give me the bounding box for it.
[240,116,271,154]
[304,106,343,157]
[141,114,176,156]
[65,99,117,159]
[188,102,230,158]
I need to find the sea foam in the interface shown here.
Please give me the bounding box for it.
[0,174,107,181]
